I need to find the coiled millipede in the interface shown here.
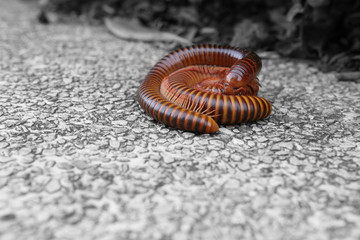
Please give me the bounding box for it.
[137,45,272,133]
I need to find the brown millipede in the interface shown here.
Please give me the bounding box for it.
[137,45,272,133]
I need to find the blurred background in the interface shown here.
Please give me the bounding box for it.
[37,0,360,73]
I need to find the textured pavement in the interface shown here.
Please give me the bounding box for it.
[0,1,360,240]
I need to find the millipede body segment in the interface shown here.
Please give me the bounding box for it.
[137,45,272,133]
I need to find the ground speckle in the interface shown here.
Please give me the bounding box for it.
[0,1,359,240]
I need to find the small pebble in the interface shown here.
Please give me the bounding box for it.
[46,179,62,193]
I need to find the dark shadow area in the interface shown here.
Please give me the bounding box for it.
[37,0,360,73]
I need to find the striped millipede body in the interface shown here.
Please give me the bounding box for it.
[137,45,272,133]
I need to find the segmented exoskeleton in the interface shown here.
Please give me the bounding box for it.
[137,45,272,133]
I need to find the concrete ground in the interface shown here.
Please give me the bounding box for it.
[0,1,359,240]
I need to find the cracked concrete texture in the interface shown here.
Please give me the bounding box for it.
[0,1,360,240]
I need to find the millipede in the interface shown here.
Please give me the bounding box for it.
[137,45,272,133]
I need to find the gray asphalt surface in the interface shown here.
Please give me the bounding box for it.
[0,1,359,240]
